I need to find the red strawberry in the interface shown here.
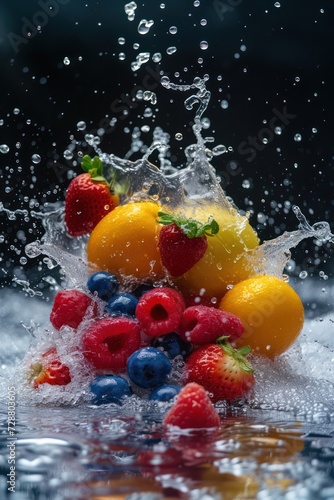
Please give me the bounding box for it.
[64,155,119,237]
[82,317,141,372]
[186,338,255,403]
[163,382,220,429]
[179,305,244,345]
[157,212,219,277]
[29,347,71,389]
[50,289,97,330]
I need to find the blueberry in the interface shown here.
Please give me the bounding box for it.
[105,292,138,317]
[149,384,181,402]
[153,332,192,359]
[87,271,120,301]
[127,347,172,389]
[90,375,132,405]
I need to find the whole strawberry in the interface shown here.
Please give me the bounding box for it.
[186,337,255,403]
[65,155,119,237]
[157,212,219,277]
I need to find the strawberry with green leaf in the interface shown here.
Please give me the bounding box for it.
[64,155,119,237]
[157,211,219,277]
[186,336,255,402]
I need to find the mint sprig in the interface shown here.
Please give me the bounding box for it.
[157,211,219,238]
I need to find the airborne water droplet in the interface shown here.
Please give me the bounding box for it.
[220,100,229,109]
[31,154,41,164]
[200,41,209,50]
[169,26,177,34]
[125,1,137,21]
[166,46,177,55]
[64,150,74,160]
[175,133,183,141]
[0,144,10,154]
[138,19,154,35]
[77,121,86,131]
[294,133,302,142]
[63,57,70,65]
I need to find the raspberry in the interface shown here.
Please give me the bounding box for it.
[179,305,244,345]
[82,317,141,372]
[50,289,96,330]
[135,287,185,337]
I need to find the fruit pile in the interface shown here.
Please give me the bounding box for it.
[28,155,305,429]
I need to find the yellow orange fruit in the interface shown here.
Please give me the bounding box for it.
[87,201,163,284]
[175,204,259,301]
[219,275,304,358]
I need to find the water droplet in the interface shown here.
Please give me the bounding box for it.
[64,150,74,160]
[274,126,282,135]
[77,121,86,131]
[299,270,308,279]
[13,108,20,115]
[200,19,207,26]
[63,57,70,65]
[200,41,209,50]
[0,144,10,154]
[194,0,200,6]
[294,133,302,142]
[312,127,318,133]
[131,52,150,71]
[175,133,183,141]
[143,91,157,105]
[160,3,165,8]
[295,76,300,83]
[166,46,177,55]
[201,117,210,129]
[138,19,154,35]
[220,100,229,109]
[0,119,4,126]
[152,52,162,63]
[169,26,177,34]
[118,37,126,45]
[262,137,269,145]
[274,1,281,7]
[119,53,126,61]
[20,257,27,265]
[31,154,41,164]
[141,125,150,133]
[242,179,251,189]
[125,1,137,21]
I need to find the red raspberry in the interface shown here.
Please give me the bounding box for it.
[135,287,185,337]
[179,305,244,345]
[82,317,141,372]
[50,289,96,330]
[163,382,220,429]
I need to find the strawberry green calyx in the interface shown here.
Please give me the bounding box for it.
[216,335,254,373]
[81,155,109,184]
[157,211,219,238]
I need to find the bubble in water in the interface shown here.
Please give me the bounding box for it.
[200,41,209,50]
[76,121,86,131]
[152,52,162,63]
[31,154,41,164]
[166,46,177,55]
[64,150,74,160]
[125,1,137,21]
[169,26,177,34]
[294,133,302,142]
[138,19,154,35]
[220,100,229,109]
[63,57,70,65]
[118,37,126,45]
[175,133,183,141]
[0,144,10,154]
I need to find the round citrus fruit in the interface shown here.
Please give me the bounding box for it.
[219,275,304,358]
[175,204,259,301]
[87,201,164,284]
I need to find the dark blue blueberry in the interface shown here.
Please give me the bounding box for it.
[105,293,138,317]
[149,384,181,402]
[127,347,172,389]
[90,375,132,406]
[153,332,192,359]
[87,271,120,301]
[133,283,154,298]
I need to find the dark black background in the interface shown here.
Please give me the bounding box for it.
[1,0,334,289]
